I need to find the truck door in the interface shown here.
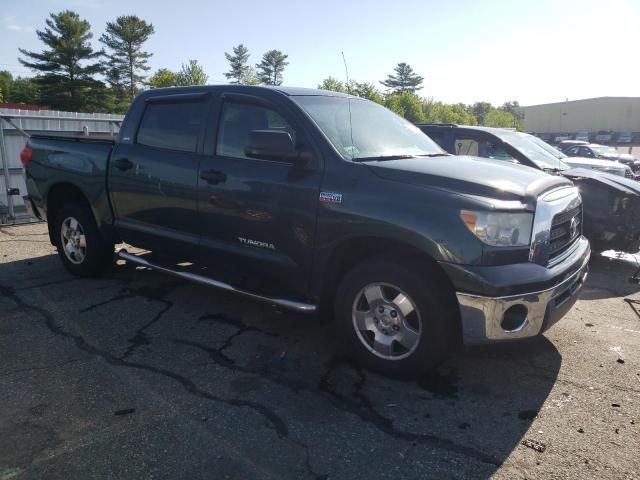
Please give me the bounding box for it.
[197,93,322,297]
[108,93,208,255]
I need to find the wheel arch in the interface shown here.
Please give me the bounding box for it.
[317,235,462,347]
[46,183,92,244]
[45,182,119,246]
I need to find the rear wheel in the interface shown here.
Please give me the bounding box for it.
[53,203,113,276]
[335,259,451,377]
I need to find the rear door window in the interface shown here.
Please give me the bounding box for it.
[578,147,594,157]
[566,147,580,156]
[137,101,205,152]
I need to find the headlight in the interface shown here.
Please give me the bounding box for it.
[460,210,533,247]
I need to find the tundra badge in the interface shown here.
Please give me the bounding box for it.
[238,237,276,250]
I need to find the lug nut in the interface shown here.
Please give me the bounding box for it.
[390,310,397,318]
[382,329,388,335]
[393,325,400,331]
[378,306,384,313]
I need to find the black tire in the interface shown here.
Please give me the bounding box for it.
[335,259,451,378]
[53,203,114,277]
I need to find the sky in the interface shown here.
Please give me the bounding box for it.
[1,0,639,106]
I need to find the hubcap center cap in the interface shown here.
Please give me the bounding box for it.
[374,304,400,335]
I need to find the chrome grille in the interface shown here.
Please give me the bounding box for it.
[548,204,582,261]
[529,186,582,266]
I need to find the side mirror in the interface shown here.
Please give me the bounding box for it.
[246,130,307,165]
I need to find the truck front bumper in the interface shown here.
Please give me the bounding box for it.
[448,237,590,345]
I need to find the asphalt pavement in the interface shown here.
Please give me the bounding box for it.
[1,223,638,480]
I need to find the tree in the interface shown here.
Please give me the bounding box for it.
[471,101,492,126]
[256,50,289,86]
[317,78,384,104]
[176,60,208,86]
[318,76,346,93]
[384,91,426,123]
[100,15,155,100]
[380,63,423,93]
[502,100,524,129]
[224,44,252,84]
[18,10,105,111]
[484,108,517,128]
[0,71,12,102]
[102,63,129,112]
[350,81,384,104]
[9,77,41,104]
[239,66,261,85]
[148,68,180,88]
[423,99,477,125]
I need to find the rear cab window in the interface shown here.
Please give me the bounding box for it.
[137,101,205,152]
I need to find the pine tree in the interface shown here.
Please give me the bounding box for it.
[176,60,208,86]
[100,15,155,100]
[18,10,105,111]
[256,50,289,86]
[380,63,424,93]
[224,44,251,84]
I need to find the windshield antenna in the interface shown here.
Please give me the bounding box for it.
[341,51,355,159]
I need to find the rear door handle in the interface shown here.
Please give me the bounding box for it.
[114,158,134,171]
[200,170,227,184]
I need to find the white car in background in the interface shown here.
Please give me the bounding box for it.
[595,131,613,143]
[575,131,590,142]
[562,156,632,178]
[535,140,633,178]
[617,132,632,144]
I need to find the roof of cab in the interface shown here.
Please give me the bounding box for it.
[141,84,351,98]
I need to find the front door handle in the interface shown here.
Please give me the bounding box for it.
[114,158,134,171]
[200,170,227,185]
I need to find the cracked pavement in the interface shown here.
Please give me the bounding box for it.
[1,223,639,479]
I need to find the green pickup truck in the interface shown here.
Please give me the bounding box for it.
[22,86,590,376]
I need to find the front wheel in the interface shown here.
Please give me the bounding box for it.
[335,259,451,377]
[53,203,114,277]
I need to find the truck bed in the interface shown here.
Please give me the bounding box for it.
[26,134,116,242]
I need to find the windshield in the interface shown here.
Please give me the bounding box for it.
[526,135,568,160]
[292,95,445,160]
[492,131,570,170]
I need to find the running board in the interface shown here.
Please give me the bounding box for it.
[116,249,317,313]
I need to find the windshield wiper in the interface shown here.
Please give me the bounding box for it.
[355,152,450,161]
[355,154,416,161]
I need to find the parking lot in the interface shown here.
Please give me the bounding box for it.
[1,222,639,480]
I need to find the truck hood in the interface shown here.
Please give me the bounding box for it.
[563,168,640,195]
[364,155,572,203]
